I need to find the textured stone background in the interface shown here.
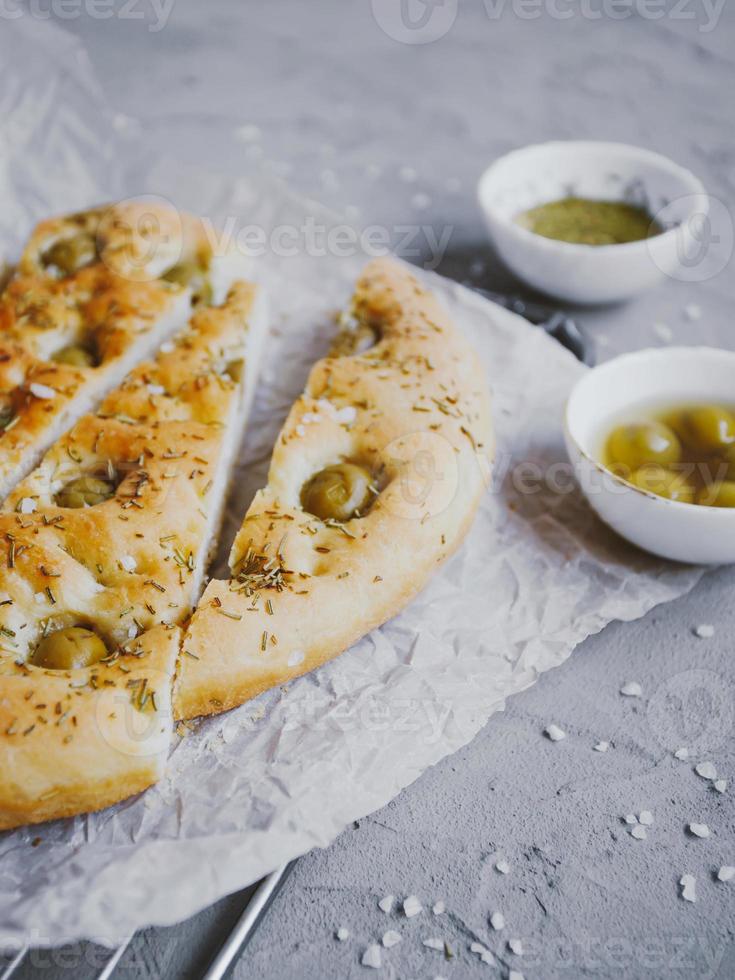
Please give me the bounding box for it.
[4,1,735,977]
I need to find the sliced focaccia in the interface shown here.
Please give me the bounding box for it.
[0,201,248,501]
[0,280,267,830]
[174,258,492,720]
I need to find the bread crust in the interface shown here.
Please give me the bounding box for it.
[0,280,264,829]
[175,258,493,720]
[0,201,226,501]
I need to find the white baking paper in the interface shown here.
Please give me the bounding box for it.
[0,17,704,948]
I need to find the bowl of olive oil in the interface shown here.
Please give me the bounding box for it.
[478,141,708,304]
[565,347,735,563]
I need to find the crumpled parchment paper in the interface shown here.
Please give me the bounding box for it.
[0,16,704,948]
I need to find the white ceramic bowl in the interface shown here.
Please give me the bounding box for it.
[478,141,708,305]
[565,347,735,564]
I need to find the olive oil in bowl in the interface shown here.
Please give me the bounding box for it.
[517,197,663,246]
[601,402,735,507]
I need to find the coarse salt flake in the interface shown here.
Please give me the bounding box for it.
[653,321,673,341]
[423,937,444,950]
[361,944,381,968]
[432,901,445,915]
[695,761,717,780]
[509,972,525,980]
[147,383,166,396]
[334,405,358,425]
[29,382,56,399]
[336,927,350,941]
[382,930,401,948]
[680,874,696,902]
[508,938,524,955]
[18,498,36,514]
[33,592,45,603]
[495,858,510,874]
[631,825,647,840]
[120,555,137,572]
[689,823,710,838]
[287,650,305,668]
[694,624,714,638]
[639,810,654,826]
[490,911,505,930]
[593,741,609,752]
[674,747,689,760]
[545,723,566,741]
[624,814,638,825]
[620,681,642,697]
[403,895,422,918]
[378,894,394,913]
[717,866,735,882]
[714,779,727,793]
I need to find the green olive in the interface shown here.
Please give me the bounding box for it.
[163,261,213,305]
[55,475,115,508]
[51,344,96,368]
[30,627,107,670]
[301,462,373,521]
[678,406,735,453]
[628,465,696,503]
[40,233,97,278]
[606,421,681,474]
[698,481,735,508]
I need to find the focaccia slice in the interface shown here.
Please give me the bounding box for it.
[0,280,267,830]
[175,258,492,720]
[0,201,248,500]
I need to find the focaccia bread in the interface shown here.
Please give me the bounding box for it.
[175,258,492,719]
[0,279,266,830]
[0,201,249,500]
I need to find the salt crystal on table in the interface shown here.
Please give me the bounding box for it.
[490,911,505,930]
[695,761,717,780]
[336,927,350,941]
[378,894,394,913]
[423,937,444,950]
[509,938,524,955]
[717,866,735,882]
[653,321,673,341]
[631,825,647,840]
[593,741,609,752]
[403,895,422,918]
[639,810,654,826]
[509,972,525,980]
[545,724,566,741]
[432,901,445,915]
[382,930,401,948]
[624,814,638,825]
[620,681,643,697]
[362,944,382,968]
[495,858,511,874]
[714,779,727,793]
[689,823,710,838]
[674,748,689,760]
[680,874,697,902]
[694,624,715,638]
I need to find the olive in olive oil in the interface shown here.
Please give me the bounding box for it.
[601,402,735,507]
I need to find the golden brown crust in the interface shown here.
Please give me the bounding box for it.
[0,201,225,501]
[0,280,263,829]
[175,258,493,720]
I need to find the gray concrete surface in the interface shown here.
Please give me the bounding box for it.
[4,1,735,977]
